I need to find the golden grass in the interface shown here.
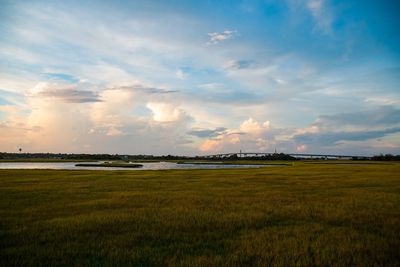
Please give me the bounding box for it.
[0,161,399,266]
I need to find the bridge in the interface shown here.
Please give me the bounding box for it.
[202,152,371,160]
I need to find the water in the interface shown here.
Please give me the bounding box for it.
[0,162,267,171]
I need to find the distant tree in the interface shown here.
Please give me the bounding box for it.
[372,154,400,161]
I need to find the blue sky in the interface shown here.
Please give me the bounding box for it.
[0,0,399,155]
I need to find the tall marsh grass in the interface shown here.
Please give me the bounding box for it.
[0,162,399,266]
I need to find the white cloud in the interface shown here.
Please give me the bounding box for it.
[199,139,223,152]
[306,0,333,33]
[198,83,225,90]
[106,127,126,136]
[146,102,185,122]
[199,117,274,153]
[1,1,398,156]
[207,30,236,45]
[0,80,196,154]
[225,59,254,70]
[240,118,270,134]
[295,125,319,135]
[176,69,187,80]
[296,144,308,152]
[364,97,400,106]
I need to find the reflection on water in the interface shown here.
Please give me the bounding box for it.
[0,162,266,170]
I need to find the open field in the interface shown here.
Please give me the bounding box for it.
[1,162,399,266]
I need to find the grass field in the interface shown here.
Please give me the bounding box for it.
[1,162,399,266]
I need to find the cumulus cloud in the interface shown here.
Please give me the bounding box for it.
[199,139,224,152]
[207,30,236,44]
[1,1,399,156]
[199,118,274,153]
[240,118,270,134]
[0,79,196,154]
[146,102,185,122]
[89,83,181,135]
[296,144,308,152]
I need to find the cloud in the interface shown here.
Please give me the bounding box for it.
[294,127,400,147]
[45,73,79,83]
[35,88,101,103]
[113,85,178,94]
[176,69,186,80]
[0,80,196,154]
[0,120,41,132]
[306,0,333,33]
[207,30,236,44]
[106,127,126,136]
[1,1,399,156]
[198,83,225,90]
[0,121,40,152]
[291,107,400,153]
[225,59,255,70]
[146,102,185,122]
[185,88,265,106]
[296,144,308,152]
[199,139,224,152]
[240,118,270,134]
[29,82,101,103]
[199,118,275,153]
[365,97,400,106]
[187,127,227,138]
[315,106,400,129]
[221,54,323,105]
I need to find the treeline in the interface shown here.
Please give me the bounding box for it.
[126,154,196,160]
[371,154,400,161]
[0,152,196,161]
[0,153,123,160]
[209,153,297,161]
[1,152,399,161]
[0,152,297,161]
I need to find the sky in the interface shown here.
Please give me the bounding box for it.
[0,0,399,156]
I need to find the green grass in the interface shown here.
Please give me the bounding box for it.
[0,162,399,266]
[75,163,143,168]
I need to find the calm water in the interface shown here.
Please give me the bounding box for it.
[0,162,266,170]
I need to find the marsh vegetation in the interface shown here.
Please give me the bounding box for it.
[0,162,399,266]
